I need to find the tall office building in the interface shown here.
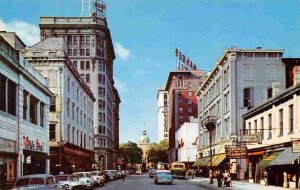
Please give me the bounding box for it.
[39,15,119,170]
[157,86,168,142]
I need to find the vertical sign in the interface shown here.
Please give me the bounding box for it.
[6,161,14,182]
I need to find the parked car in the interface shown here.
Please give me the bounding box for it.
[55,174,85,190]
[154,170,173,185]
[148,169,157,178]
[72,172,94,189]
[104,170,117,180]
[124,170,129,176]
[136,169,142,175]
[89,171,105,186]
[13,174,67,190]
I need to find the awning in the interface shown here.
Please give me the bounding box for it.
[270,147,300,166]
[258,151,281,169]
[212,154,226,167]
[192,157,211,167]
[207,155,219,167]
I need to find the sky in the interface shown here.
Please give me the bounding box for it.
[1,0,300,144]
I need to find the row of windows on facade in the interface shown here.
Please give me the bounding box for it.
[200,92,229,120]
[179,107,193,113]
[66,77,92,114]
[246,104,294,140]
[67,35,105,47]
[49,124,92,149]
[80,73,107,84]
[72,60,106,72]
[178,116,196,122]
[68,48,105,58]
[98,112,106,123]
[0,74,46,127]
[175,80,194,89]
[178,91,194,97]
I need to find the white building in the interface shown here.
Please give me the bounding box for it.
[243,58,300,188]
[0,32,52,188]
[196,47,286,178]
[23,37,96,174]
[157,86,168,142]
[39,16,119,170]
[175,121,198,164]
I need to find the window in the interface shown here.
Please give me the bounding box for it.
[72,103,75,120]
[7,80,16,115]
[179,116,183,121]
[98,74,102,83]
[188,100,192,105]
[80,36,85,44]
[80,49,85,56]
[289,104,294,134]
[67,36,72,44]
[261,117,264,140]
[254,120,257,134]
[86,61,90,70]
[0,74,6,111]
[67,77,70,93]
[179,100,183,105]
[80,74,84,79]
[77,130,79,146]
[99,125,102,134]
[279,109,283,136]
[86,49,90,56]
[248,122,251,134]
[178,91,182,97]
[86,36,90,44]
[74,36,78,45]
[86,74,90,83]
[80,61,85,70]
[68,49,72,56]
[224,93,229,113]
[98,87,102,96]
[73,61,77,68]
[50,124,56,140]
[67,125,70,142]
[179,108,183,113]
[50,96,56,112]
[188,91,192,96]
[23,91,28,119]
[67,99,70,117]
[29,96,38,124]
[188,108,192,113]
[268,114,272,139]
[267,88,272,98]
[188,82,192,89]
[72,127,75,144]
[243,88,254,108]
[73,49,78,56]
[40,103,45,127]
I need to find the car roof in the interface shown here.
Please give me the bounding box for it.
[73,172,90,174]
[156,170,170,173]
[17,174,54,179]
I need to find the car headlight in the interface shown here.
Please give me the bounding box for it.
[86,180,90,184]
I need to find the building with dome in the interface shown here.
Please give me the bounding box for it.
[139,130,150,165]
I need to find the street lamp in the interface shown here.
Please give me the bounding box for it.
[202,116,216,184]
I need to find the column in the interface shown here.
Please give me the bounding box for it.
[17,150,23,177]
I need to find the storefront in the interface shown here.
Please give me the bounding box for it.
[247,150,265,183]
[0,138,18,189]
[50,142,94,175]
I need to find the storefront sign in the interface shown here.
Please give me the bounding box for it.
[226,147,247,159]
[64,146,91,157]
[0,138,17,153]
[231,134,261,143]
[292,141,300,153]
[6,161,14,182]
[23,136,43,152]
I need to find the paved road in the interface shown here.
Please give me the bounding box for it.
[95,174,222,190]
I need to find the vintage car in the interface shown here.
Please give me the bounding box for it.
[13,174,67,190]
[72,172,94,189]
[55,174,85,190]
[89,171,105,186]
[154,170,173,185]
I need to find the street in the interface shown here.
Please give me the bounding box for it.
[96,174,219,190]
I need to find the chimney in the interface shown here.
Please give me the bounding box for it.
[272,82,280,97]
[294,66,300,86]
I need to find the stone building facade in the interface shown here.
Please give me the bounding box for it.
[157,86,168,142]
[23,37,95,174]
[39,16,119,170]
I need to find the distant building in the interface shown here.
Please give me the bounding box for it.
[157,86,168,142]
[165,70,206,163]
[23,37,96,174]
[0,32,52,188]
[242,58,300,187]
[175,120,198,165]
[139,130,150,165]
[39,15,119,170]
[196,47,286,179]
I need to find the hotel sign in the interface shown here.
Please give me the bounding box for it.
[292,141,300,153]
[175,48,197,71]
[226,147,247,159]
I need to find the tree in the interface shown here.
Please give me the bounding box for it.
[119,141,142,169]
[147,140,169,164]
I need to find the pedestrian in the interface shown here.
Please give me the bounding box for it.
[209,170,213,184]
[217,170,223,187]
[223,170,229,187]
[121,170,125,181]
[263,170,268,186]
[192,169,195,179]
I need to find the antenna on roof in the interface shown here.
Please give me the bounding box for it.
[81,0,106,19]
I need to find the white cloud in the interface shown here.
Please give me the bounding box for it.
[0,19,39,46]
[114,77,128,93]
[114,42,130,60]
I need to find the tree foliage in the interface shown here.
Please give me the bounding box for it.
[147,140,169,164]
[119,141,142,168]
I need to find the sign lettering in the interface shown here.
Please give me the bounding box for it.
[226,147,247,159]
[175,48,197,71]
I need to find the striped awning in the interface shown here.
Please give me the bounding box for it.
[212,154,226,167]
[270,147,300,166]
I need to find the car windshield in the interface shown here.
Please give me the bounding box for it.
[85,173,91,178]
[30,178,45,185]
[157,172,171,175]
[75,173,84,178]
[15,178,30,187]
[56,176,69,181]
[90,172,100,176]
[175,164,184,168]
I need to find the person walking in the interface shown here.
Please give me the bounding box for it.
[121,170,125,181]
[263,170,268,186]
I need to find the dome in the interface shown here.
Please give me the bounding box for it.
[139,130,150,144]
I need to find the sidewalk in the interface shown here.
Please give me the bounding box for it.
[189,177,298,190]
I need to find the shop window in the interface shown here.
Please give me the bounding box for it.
[50,124,56,140]
[29,96,38,125]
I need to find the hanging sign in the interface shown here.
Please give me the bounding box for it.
[226,147,247,159]
[292,141,300,153]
